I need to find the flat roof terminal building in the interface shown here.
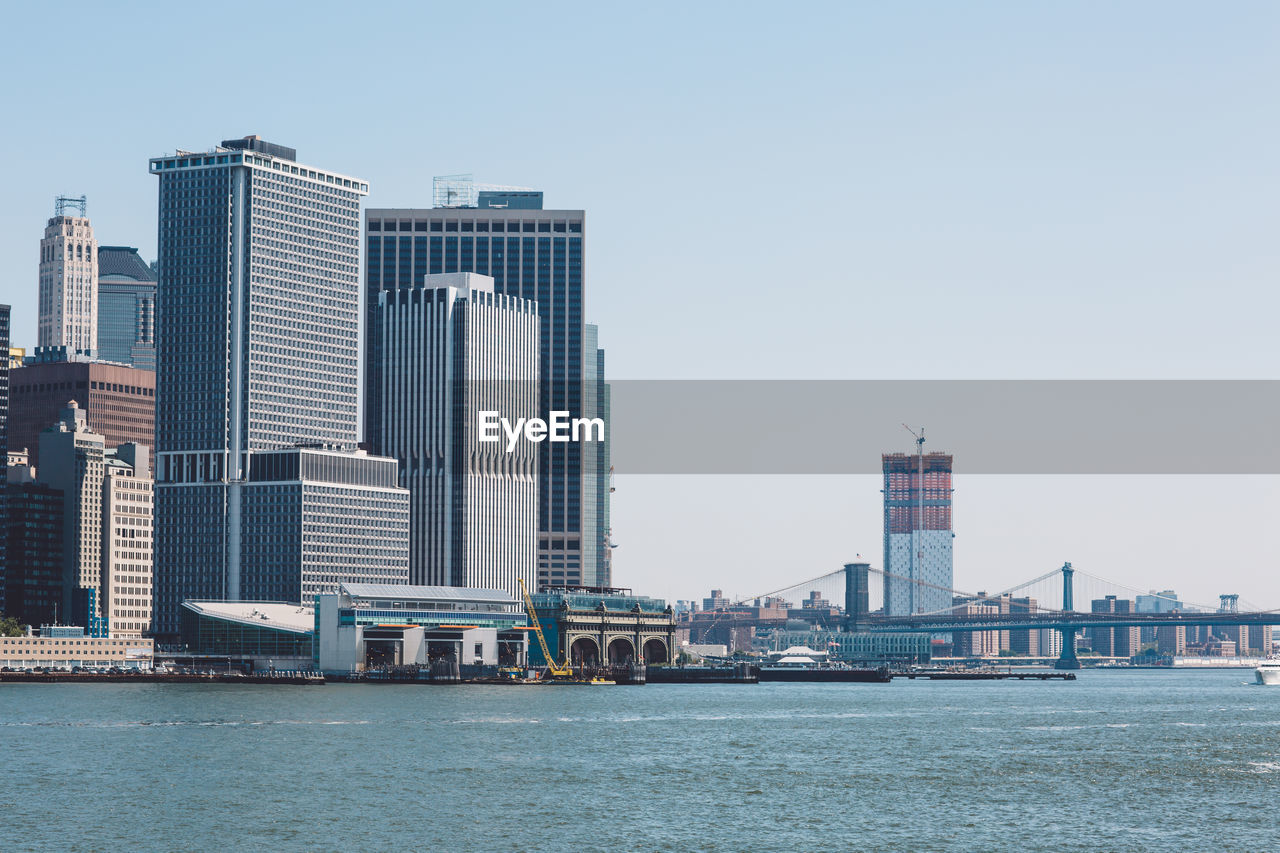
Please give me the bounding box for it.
[315,583,528,675]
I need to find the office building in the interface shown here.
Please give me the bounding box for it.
[96,246,157,369]
[883,451,954,617]
[38,403,106,631]
[238,447,409,604]
[7,347,23,371]
[582,323,611,588]
[101,444,152,638]
[149,136,386,639]
[0,304,8,613]
[8,357,154,471]
[373,273,537,597]
[38,199,98,354]
[3,473,63,628]
[367,180,607,589]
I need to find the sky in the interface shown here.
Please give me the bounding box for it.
[1,2,1278,606]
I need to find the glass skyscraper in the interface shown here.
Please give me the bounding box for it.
[149,136,406,639]
[96,246,156,369]
[365,192,608,590]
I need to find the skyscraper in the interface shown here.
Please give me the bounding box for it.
[366,183,607,588]
[38,198,98,354]
[374,272,538,596]
[882,451,954,617]
[96,246,157,369]
[38,403,106,631]
[0,303,8,614]
[583,323,611,588]
[149,136,405,638]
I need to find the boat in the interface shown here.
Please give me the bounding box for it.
[1255,660,1280,685]
[757,664,891,683]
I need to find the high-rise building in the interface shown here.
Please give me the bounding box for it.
[0,303,8,614]
[96,246,157,369]
[8,357,154,471]
[882,451,954,617]
[1090,596,1140,658]
[38,200,98,354]
[373,273,537,596]
[583,323,611,588]
[952,600,999,656]
[37,403,106,631]
[149,136,405,639]
[366,182,606,590]
[101,443,152,638]
[3,467,63,629]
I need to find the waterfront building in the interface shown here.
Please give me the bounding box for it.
[315,582,529,674]
[372,273,537,597]
[1156,624,1186,656]
[179,600,315,671]
[366,184,608,590]
[528,587,675,667]
[882,451,954,617]
[96,246,156,369]
[101,444,152,638]
[1248,625,1274,655]
[7,357,155,471]
[1007,596,1039,655]
[2,475,63,628]
[38,403,105,632]
[38,199,98,354]
[0,626,152,670]
[1090,596,1140,658]
[148,136,384,639]
[951,601,1000,657]
[771,630,932,665]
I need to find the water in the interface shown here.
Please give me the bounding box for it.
[1,669,1276,851]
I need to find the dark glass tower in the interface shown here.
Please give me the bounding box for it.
[365,194,605,588]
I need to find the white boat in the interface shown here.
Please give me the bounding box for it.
[1255,660,1280,685]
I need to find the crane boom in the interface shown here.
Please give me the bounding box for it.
[518,578,571,678]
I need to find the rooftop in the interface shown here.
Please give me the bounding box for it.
[181,600,315,634]
[98,246,157,282]
[339,583,517,606]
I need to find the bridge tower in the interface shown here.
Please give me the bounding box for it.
[843,561,871,633]
[1054,562,1081,670]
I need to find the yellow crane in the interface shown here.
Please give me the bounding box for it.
[518,578,572,678]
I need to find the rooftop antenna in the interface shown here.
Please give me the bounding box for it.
[55,195,87,218]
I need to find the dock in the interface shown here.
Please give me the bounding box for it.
[0,671,323,685]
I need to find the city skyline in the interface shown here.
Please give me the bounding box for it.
[1,3,1278,609]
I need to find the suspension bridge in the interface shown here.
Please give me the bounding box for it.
[713,561,1279,669]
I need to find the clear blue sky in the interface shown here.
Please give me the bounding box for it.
[2,2,1278,605]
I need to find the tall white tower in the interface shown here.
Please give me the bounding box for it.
[38,196,98,354]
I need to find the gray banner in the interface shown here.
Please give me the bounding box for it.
[605,380,1280,474]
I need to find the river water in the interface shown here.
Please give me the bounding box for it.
[1,669,1275,851]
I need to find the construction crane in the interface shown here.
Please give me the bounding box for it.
[517,578,572,678]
